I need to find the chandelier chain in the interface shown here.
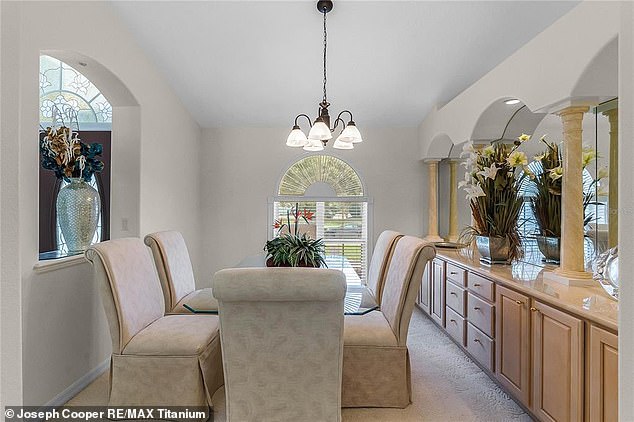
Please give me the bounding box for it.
[322,10,328,104]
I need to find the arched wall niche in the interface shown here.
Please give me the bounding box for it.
[42,49,142,240]
[469,98,547,144]
[419,2,620,159]
[426,133,453,159]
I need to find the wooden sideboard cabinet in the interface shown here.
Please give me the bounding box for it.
[430,258,445,327]
[588,325,619,422]
[496,284,531,408]
[531,300,584,422]
[418,261,431,314]
[414,252,619,422]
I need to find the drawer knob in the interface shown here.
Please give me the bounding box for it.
[450,271,458,275]
[450,292,457,296]
[473,338,481,343]
[473,283,481,287]
[473,306,481,310]
[515,300,523,305]
[450,319,456,323]
[530,307,539,312]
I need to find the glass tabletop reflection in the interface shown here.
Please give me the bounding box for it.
[183,284,378,316]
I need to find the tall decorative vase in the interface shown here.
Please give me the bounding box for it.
[56,178,101,253]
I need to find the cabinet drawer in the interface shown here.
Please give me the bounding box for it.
[445,280,466,316]
[467,293,494,337]
[445,307,466,346]
[468,272,495,301]
[467,322,494,372]
[446,263,467,286]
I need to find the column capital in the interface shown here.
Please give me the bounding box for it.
[423,158,442,164]
[443,158,465,164]
[555,105,589,117]
[602,107,618,121]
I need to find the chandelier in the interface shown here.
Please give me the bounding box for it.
[286,0,363,151]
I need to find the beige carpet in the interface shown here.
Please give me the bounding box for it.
[66,309,532,421]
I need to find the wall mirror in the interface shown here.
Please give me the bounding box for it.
[590,98,618,255]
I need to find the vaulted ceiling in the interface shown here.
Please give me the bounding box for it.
[111,1,578,128]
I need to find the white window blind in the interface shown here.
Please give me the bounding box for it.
[273,201,368,285]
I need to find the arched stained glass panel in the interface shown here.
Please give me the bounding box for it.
[39,55,112,126]
[279,155,363,197]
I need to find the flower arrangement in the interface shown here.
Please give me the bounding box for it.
[459,134,533,262]
[40,126,104,182]
[264,203,327,268]
[530,136,604,237]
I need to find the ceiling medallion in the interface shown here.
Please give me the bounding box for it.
[286,0,363,151]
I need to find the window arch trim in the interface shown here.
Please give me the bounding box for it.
[275,153,368,199]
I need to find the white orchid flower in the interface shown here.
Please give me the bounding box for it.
[477,163,499,180]
[507,151,528,167]
[465,184,486,202]
[458,171,472,188]
[461,142,476,158]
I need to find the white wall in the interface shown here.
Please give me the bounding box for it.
[1,1,203,407]
[199,127,424,280]
[618,2,634,418]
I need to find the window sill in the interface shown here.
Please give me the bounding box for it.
[33,254,88,274]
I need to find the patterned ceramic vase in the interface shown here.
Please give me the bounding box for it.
[56,178,101,253]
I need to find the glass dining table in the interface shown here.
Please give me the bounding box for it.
[184,254,379,316]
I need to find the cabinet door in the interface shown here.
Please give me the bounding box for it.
[495,285,531,407]
[589,325,618,422]
[417,262,431,314]
[430,259,445,327]
[532,300,584,422]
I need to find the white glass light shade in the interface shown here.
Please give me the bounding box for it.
[307,120,333,141]
[337,123,363,143]
[303,138,324,152]
[286,127,308,147]
[333,138,354,150]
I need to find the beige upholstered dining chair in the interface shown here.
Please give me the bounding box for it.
[144,230,218,314]
[85,238,223,407]
[213,268,347,422]
[366,230,403,303]
[342,235,436,408]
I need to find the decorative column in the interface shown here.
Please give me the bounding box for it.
[446,159,460,242]
[423,159,444,243]
[546,106,592,285]
[603,108,618,248]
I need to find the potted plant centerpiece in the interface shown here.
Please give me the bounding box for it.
[529,136,604,263]
[40,125,104,253]
[264,203,327,268]
[459,134,533,264]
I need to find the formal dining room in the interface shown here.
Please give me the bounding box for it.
[1,1,633,421]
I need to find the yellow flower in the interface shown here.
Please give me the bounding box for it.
[482,145,495,157]
[582,147,597,167]
[549,166,563,181]
[507,151,528,167]
[518,133,531,142]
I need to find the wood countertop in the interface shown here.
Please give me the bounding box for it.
[435,249,619,332]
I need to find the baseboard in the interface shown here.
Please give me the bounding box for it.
[42,359,109,408]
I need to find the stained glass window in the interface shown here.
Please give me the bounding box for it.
[39,55,112,128]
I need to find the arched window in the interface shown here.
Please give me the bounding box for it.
[39,55,112,129]
[38,55,111,258]
[273,155,369,285]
